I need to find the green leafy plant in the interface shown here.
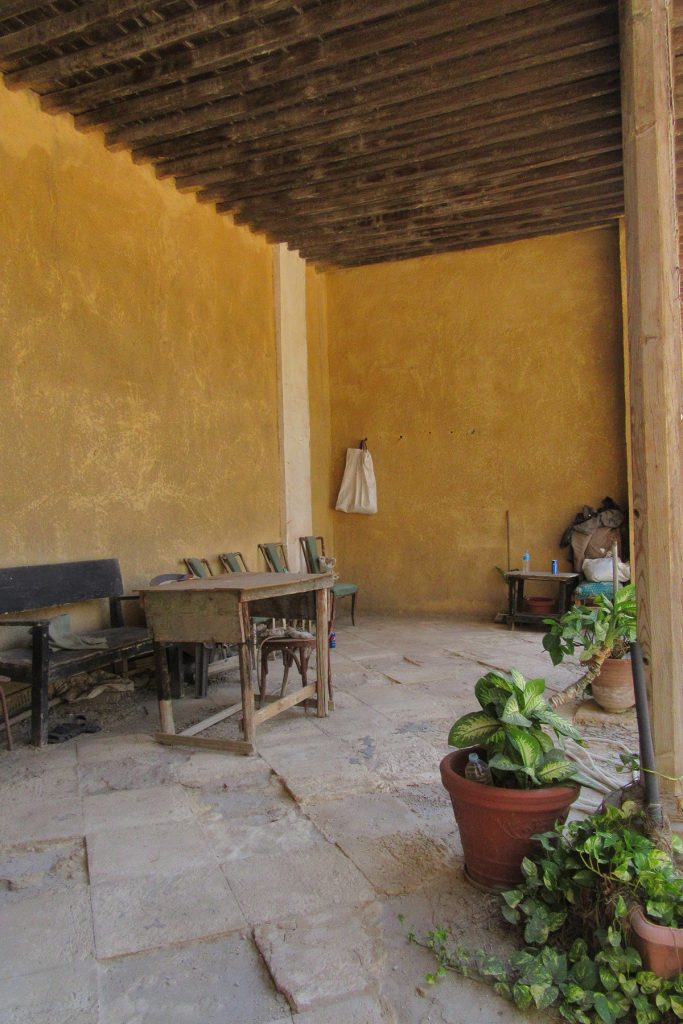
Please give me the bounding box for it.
[407,805,683,1024]
[542,585,637,706]
[448,668,584,789]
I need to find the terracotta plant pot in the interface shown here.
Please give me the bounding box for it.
[630,907,683,978]
[591,657,635,713]
[440,747,578,891]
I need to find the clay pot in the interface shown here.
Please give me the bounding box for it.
[630,907,683,977]
[525,596,556,615]
[591,657,635,713]
[439,747,578,891]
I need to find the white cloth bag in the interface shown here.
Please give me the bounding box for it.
[335,446,378,514]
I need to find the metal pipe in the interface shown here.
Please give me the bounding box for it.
[631,640,664,827]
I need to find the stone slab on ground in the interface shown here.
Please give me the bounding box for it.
[91,864,245,958]
[98,934,291,1024]
[575,698,637,728]
[0,795,83,845]
[86,820,216,884]
[293,994,394,1023]
[254,903,384,1013]
[220,840,376,926]
[0,888,94,979]
[0,837,87,902]
[83,783,195,833]
[2,962,99,1024]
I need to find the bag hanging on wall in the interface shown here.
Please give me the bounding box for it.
[335,439,378,514]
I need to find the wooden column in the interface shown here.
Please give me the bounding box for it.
[620,0,683,802]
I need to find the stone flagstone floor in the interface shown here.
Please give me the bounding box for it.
[0,616,599,1024]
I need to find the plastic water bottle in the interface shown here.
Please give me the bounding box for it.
[464,752,493,785]
[522,550,531,574]
[329,631,336,649]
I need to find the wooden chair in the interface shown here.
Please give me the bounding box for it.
[218,551,248,573]
[259,619,334,709]
[299,535,358,625]
[183,557,213,578]
[258,542,290,573]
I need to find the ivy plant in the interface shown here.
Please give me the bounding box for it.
[448,668,583,789]
[406,805,683,1024]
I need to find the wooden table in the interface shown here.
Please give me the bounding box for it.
[138,572,332,754]
[505,570,580,629]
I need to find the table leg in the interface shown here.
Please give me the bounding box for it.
[155,642,175,734]
[238,604,255,748]
[315,587,330,718]
[507,577,515,629]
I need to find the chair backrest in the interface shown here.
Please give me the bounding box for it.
[0,558,124,614]
[299,536,325,574]
[258,543,290,573]
[150,573,187,586]
[219,552,249,573]
[184,557,213,578]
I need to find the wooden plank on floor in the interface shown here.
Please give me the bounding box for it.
[155,732,253,754]
[179,701,243,737]
[253,683,317,725]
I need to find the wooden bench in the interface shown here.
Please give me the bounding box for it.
[0,559,152,747]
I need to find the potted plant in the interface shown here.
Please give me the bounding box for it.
[408,803,683,1021]
[440,668,582,890]
[543,584,637,712]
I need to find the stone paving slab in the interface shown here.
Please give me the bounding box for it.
[86,820,216,884]
[0,888,94,979]
[221,841,376,926]
[3,962,99,1024]
[97,934,290,1024]
[304,793,422,842]
[0,837,87,904]
[293,994,394,1023]
[84,783,195,833]
[0,795,83,845]
[254,903,384,1013]
[91,864,246,958]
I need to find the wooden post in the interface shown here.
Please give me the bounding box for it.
[238,603,255,747]
[315,586,330,718]
[620,0,683,802]
[154,642,175,735]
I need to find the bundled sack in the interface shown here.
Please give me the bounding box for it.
[582,557,631,583]
[335,440,377,514]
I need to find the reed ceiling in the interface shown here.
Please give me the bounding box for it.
[0,0,677,267]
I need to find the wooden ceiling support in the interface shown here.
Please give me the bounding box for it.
[0,0,626,265]
[620,0,683,803]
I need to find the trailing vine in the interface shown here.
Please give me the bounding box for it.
[405,805,683,1023]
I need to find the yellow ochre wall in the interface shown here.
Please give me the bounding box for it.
[0,84,280,596]
[322,227,627,617]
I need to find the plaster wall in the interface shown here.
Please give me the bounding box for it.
[323,227,627,617]
[0,84,280,612]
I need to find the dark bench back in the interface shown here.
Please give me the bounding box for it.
[0,559,124,614]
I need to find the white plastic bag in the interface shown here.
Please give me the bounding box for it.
[335,444,377,514]
[582,556,631,583]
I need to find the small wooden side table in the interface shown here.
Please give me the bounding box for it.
[505,571,580,630]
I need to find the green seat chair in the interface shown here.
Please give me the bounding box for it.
[299,535,358,625]
[218,551,248,573]
[183,557,213,578]
[258,542,290,574]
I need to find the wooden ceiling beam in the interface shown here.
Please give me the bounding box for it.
[160,73,620,183]
[255,189,625,253]
[217,150,625,222]
[133,46,620,165]
[5,0,435,92]
[73,0,611,133]
[188,97,621,202]
[0,2,62,22]
[2,0,312,88]
[299,212,622,266]
[0,1,165,60]
[225,130,624,225]
[108,14,617,150]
